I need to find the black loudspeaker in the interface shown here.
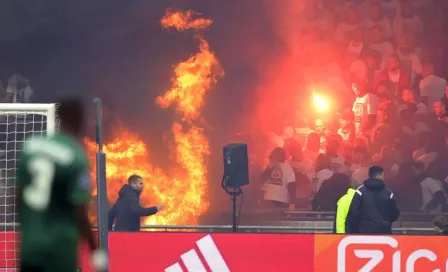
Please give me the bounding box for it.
[223,143,249,188]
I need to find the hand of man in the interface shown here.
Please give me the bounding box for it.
[157,206,167,212]
[288,204,295,211]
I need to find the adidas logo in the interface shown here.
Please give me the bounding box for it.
[165,234,231,272]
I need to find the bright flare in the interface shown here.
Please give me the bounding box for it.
[312,92,329,112]
[86,9,221,227]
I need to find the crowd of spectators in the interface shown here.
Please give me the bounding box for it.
[260,0,448,215]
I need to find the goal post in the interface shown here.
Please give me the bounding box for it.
[0,103,57,136]
[0,103,57,269]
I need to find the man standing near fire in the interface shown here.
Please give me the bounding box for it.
[108,175,166,232]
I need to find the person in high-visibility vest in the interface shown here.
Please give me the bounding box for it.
[334,180,359,233]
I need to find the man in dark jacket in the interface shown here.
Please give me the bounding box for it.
[347,166,400,234]
[108,175,165,231]
[433,215,448,235]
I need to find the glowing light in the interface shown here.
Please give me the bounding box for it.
[312,91,329,112]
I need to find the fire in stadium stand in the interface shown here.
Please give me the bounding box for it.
[85,9,222,226]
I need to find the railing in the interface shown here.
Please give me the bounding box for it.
[0,222,435,234]
[1,210,443,234]
[134,225,434,234]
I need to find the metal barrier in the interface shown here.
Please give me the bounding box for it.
[0,222,435,234]
[135,224,434,234]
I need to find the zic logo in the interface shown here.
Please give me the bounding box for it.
[165,235,231,272]
[337,236,448,272]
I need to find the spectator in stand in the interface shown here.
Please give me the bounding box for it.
[347,27,366,62]
[375,83,390,97]
[371,121,394,154]
[303,132,323,162]
[352,155,372,184]
[308,154,334,197]
[426,138,448,182]
[396,35,422,86]
[433,215,448,235]
[334,179,359,233]
[312,172,351,211]
[352,81,378,136]
[338,109,356,145]
[4,74,33,103]
[326,138,346,173]
[412,132,432,161]
[423,16,448,75]
[390,143,407,176]
[393,0,424,38]
[381,0,400,21]
[412,161,446,213]
[334,7,362,44]
[347,166,400,234]
[372,145,394,172]
[368,25,395,70]
[390,162,421,211]
[355,136,370,153]
[377,91,398,128]
[415,135,448,182]
[400,88,428,117]
[313,119,330,139]
[350,145,368,172]
[419,61,447,106]
[260,147,296,210]
[305,1,335,36]
[431,100,448,130]
[364,2,393,40]
[400,108,430,141]
[285,140,312,176]
[285,140,312,206]
[349,50,377,85]
[375,54,411,97]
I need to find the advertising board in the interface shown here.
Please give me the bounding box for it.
[2,232,448,271]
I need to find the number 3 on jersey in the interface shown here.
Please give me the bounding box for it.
[23,157,55,211]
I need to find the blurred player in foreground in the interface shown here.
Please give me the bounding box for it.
[17,98,108,272]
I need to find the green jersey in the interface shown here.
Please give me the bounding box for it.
[17,133,91,271]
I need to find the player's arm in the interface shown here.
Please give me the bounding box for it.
[71,172,108,271]
[75,204,97,251]
[71,172,97,250]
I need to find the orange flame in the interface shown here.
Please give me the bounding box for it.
[87,9,222,227]
[161,9,213,31]
[156,37,220,121]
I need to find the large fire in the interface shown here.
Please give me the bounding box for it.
[86,9,222,226]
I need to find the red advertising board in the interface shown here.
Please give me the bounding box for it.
[2,232,448,271]
[109,232,315,272]
[314,235,448,272]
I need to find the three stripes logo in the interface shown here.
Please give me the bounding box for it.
[165,235,231,272]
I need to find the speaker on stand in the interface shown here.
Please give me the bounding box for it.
[222,143,249,233]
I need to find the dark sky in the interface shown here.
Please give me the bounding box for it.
[1,0,278,136]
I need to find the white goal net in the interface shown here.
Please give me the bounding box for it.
[0,103,56,269]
